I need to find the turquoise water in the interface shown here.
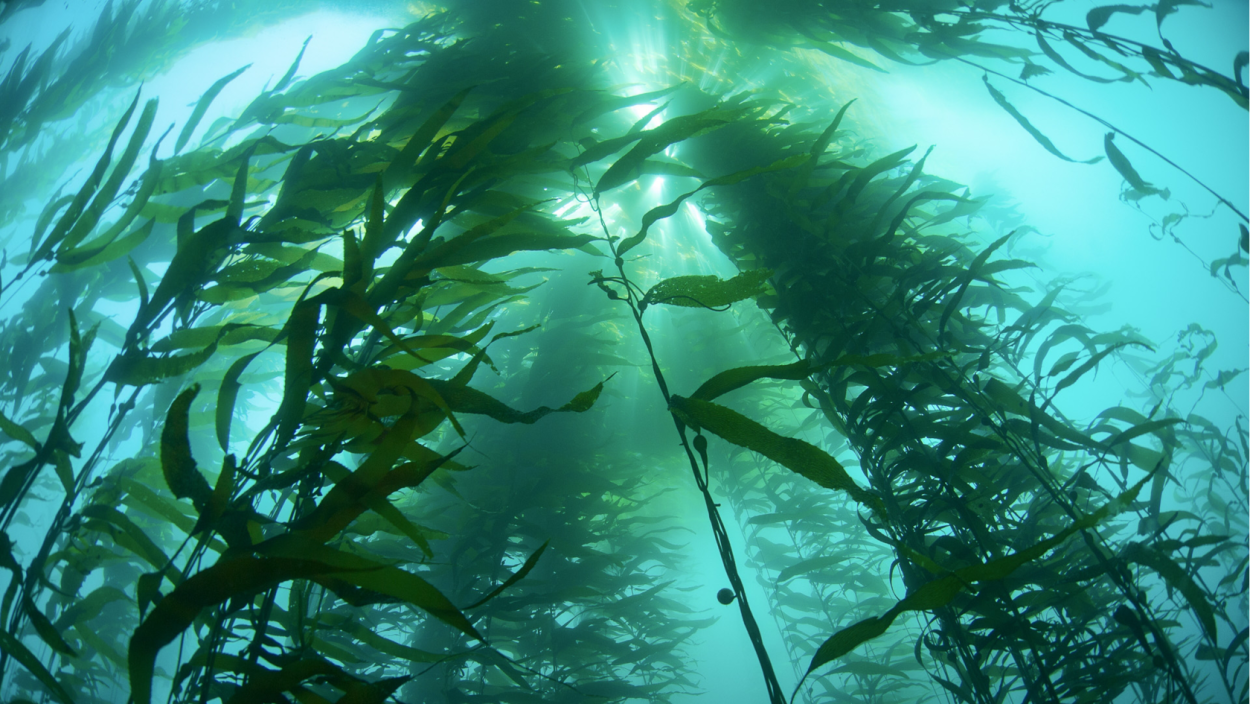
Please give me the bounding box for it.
[0,1,1245,703]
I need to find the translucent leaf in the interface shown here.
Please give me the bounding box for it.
[175,63,250,154]
[776,555,843,584]
[642,269,772,311]
[689,360,811,402]
[0,408,38,449]
[594,108,739,195]
[1053,339,1150,395]
[31,90,142,264]
[618,154,806,255]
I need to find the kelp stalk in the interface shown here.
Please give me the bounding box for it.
[586,194,788,704]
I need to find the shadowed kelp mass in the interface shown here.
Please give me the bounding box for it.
[0,1,1245,703]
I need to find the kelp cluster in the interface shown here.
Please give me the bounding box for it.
[0,5,722,701]
[0,1,1244,703]
[681,105,1248,702]
[689,0,1250,301]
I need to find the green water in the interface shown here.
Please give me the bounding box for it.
[0,1,1245,703]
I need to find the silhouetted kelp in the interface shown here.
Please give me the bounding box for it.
[0,1,1244,704]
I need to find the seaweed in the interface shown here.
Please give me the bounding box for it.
[0,1,1243,704]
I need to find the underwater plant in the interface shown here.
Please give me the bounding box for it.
[0,1,1244,703]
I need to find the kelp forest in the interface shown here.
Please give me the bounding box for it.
[0,0,1245,702]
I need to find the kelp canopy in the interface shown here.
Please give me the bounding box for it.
[0,0,1245,703]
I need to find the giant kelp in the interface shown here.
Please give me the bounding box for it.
[0,6,716,701]
[688,0,1250,299]
[0,1,1244,704]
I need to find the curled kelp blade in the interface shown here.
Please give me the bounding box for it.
[159,384,210,509]
[617,154,807,256]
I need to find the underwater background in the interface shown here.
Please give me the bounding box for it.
[0,0,1245,702]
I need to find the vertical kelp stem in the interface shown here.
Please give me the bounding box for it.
[866,288,1205,704]
[587,196,787,704]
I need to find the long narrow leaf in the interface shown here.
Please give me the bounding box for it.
[175,64,250,154]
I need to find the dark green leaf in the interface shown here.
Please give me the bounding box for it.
[1086,5,1152,33]
[1035,30,1120,84]
[103,342,218,388]
[1227,627,1250,669]
[128,556,358,704]
[0,408,38,449]
[798,472,1154,690]
[984,76,1103,163]
[799,616,893,691]
[160,384,211,509]
[1104,132,1161,194]
[425,376,610,424]
[466,540,550,609]
[1053,340,1150,396]
[260,534,484,641]
[669,395,879,509]
[275,299,318,446]
[81,504,170,570]
[1102,417,1185,448]
[1235,52,1249,91]
[1156,0,1210,32]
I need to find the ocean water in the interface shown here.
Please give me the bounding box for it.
[0,1,1245,703]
